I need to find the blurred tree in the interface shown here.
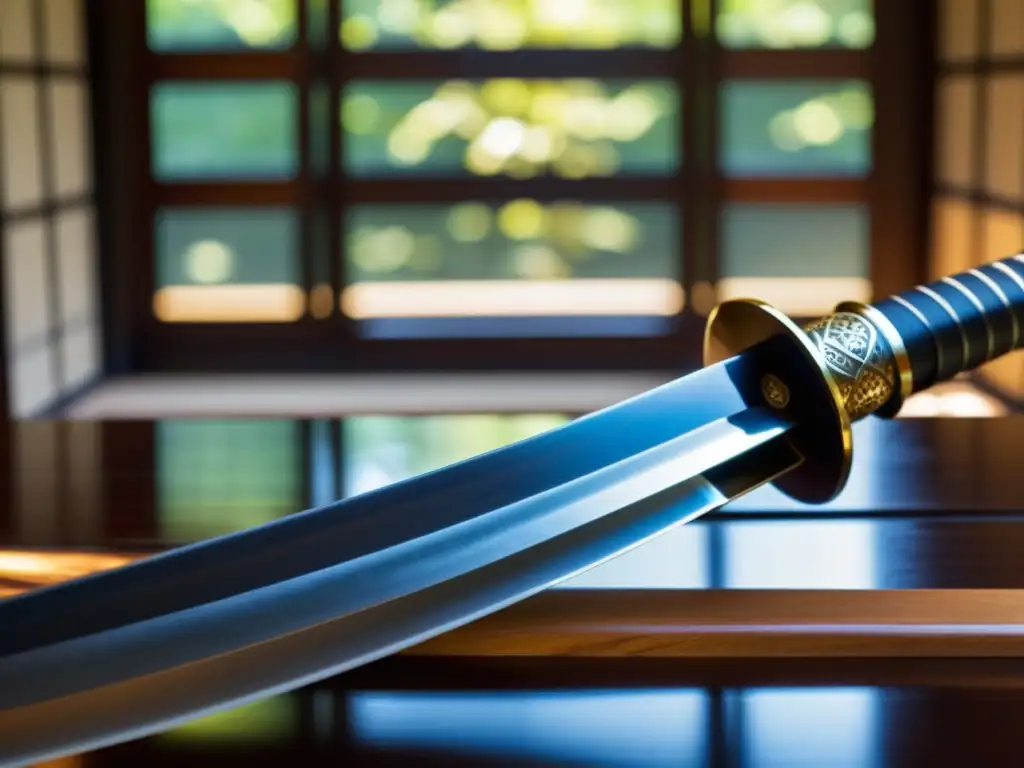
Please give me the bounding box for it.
[148,0,296,49]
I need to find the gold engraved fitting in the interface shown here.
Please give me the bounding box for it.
[801,311,899,422]
[760,373,791,409]
[704,297,912,504]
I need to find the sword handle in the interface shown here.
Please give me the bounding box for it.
[704,257,1024,503]
[818,253,1024,420]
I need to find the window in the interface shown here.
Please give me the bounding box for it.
[156,420,304,542]
[0,0,99,417]
[117,0,920,372]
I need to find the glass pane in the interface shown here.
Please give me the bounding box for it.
[717,0,874,49]
[342,80,680,178]
[157,420,302,542]
[345,202,678,282]
[147,0,297,51]
[344,414,570,496]
[719,203,870,315]
[342,202,682,326]
[154,208,304,322]
[721,80,872,177]
[151,82,299,180]
[341,0,682,50]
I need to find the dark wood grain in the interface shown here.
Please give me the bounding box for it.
[407,589,1024,658]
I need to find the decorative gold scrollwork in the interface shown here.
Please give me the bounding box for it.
[802,312,897,421]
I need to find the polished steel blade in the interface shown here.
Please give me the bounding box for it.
[0,342,801,765]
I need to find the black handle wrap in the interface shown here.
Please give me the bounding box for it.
[872,253,1024,395]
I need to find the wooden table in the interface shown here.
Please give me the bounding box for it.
[2,415,1024,765]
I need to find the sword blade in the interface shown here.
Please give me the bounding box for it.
[0,340,799,764]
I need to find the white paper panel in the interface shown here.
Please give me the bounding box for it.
[55,206,97,324]
[48,78,91,198]
[10,343,57,418]
[0,0,37,62]
[60,321,100,390]
[935,76,977,189]
[43,0,85,65]
[0,76,44,210]
[991,0,1024,55]
[976,210,1024,397]
[985,75,1024,201]
[939,0,980,61]
[929,197,975,280]
[982,207,1023,263]
[3,219,51,349]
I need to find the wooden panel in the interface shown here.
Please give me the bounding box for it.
[721,179,866,204]
[343,178,681,205]
[407,590,1024,658]
[12,421,59,542]
[719,50,869,78]
[333,50,677,80]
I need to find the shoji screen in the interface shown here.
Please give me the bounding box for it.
[0,0,100,418]
[933,0,1024,398]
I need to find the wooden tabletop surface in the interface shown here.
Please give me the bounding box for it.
[4,414,1024,765]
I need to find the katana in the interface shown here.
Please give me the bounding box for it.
[1,255,1023,765]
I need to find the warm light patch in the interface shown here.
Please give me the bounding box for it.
[899,383,1009,418]
[0,550,142,598]
[154,284,307,322]
[716,276,872,317]
[341,278,685,319]
[308,283,334,319]
[29,757,83,768]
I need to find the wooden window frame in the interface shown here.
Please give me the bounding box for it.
[91,0,930,375]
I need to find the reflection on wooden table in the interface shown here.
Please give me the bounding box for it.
[3,411,1024,766]
[0,550,140,599]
